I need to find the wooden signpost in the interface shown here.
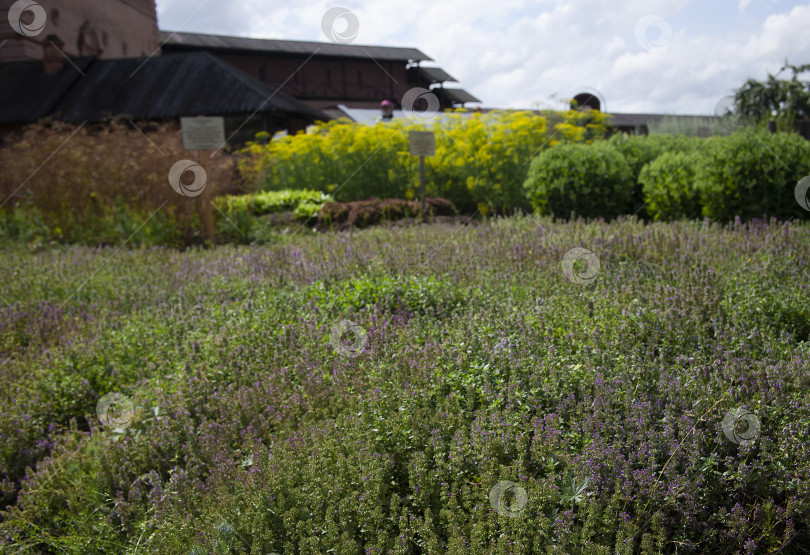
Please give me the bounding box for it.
[409,130,436,221]
[180,116,225,242]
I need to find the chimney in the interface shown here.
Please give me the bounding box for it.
[43,35,65,75]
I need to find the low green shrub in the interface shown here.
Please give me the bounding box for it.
[213,189,332,217]
[608,133,701,215]
[639,151,703,220]
[293,201,323,220]
[212,189,333,242]
[695,129,810,220]
[523,142,634,219]
[213,189,332,216]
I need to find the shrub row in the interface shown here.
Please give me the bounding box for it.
[524,129,810,221]
[3,119,808,247]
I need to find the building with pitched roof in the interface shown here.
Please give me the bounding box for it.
[1,0,481,138]
[159,30,481,112]
[0,51,328,138]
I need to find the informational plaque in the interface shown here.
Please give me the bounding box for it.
[181,116,226,150]
[409,131,436,157]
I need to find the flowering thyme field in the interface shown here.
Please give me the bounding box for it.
[0,216,808,554]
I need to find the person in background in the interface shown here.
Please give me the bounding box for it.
[377,99,394,122]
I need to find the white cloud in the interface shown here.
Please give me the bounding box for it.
[156,0,810,114]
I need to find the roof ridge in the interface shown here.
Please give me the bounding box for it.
[158,30,433,61]
[159,29,425,53]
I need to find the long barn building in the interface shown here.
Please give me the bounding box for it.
[0,0,481,137]
[159,31,480,113]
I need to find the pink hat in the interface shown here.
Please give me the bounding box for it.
[381,100,393,107]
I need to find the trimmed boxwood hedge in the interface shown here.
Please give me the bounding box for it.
[526,130,810,222]
[695,129,810,220]
[639,151,703,221]
[523,142,634,219]
[608,133,701,216]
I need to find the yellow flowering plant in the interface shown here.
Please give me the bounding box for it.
[239,109,606,214]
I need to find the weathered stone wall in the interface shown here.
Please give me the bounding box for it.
[0,0,158,62]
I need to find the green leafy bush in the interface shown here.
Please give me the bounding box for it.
[214,189,333,217]
[293,201,324,220]
[639,151,703,220]
[608,133,701,215]
[523,142,634,219]
[608,133,700,178]
[212,189,333,242]
[695,129,810,220]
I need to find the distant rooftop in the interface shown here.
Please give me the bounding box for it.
[160,31,433,62]
[413,67,456,83]
[607,113,721,126]
[435,88,482,104]
[326,105,478,125]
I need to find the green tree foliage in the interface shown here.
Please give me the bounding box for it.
[734,60,810,131]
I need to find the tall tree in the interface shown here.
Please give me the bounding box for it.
[733,61,810,130]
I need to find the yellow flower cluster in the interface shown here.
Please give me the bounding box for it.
[239,109,609,214]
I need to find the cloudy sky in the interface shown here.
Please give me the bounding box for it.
[155,0,810,115]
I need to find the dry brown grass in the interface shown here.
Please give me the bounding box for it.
[0,119,241,244]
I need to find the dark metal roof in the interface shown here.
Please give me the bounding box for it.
[0,58,93,124]
[160,31,433,62]
[435,88,481,104]
[415,66,456,83]
[0,51,328,124]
